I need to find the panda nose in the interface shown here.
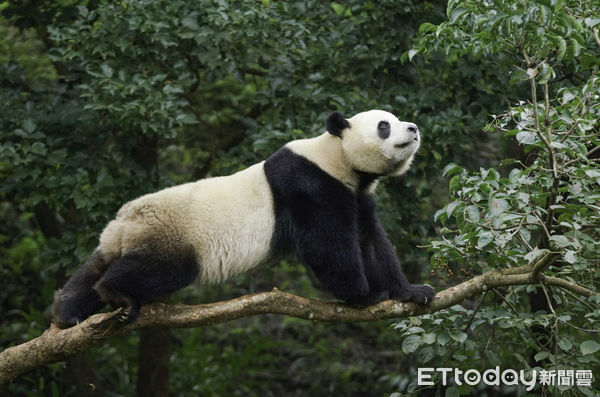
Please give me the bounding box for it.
[407,124,418,134]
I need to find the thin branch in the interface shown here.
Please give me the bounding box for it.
[564,145,600,167]
[542,275,596,297]
[558,286,597,311]
[541,82,560,239]
[530,79,544,142]
[531,252,559,280]
[477,222,539,232]
[501,252,540,275]
[464,290,489,331]
[491,288,546,351]
[541,282,556,315]
[563,321,600,333]
[532,211,553,244]
[543,83,551,135]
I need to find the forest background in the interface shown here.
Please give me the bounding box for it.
[1,0,599,396]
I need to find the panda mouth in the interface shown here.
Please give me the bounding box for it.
[395,137,419,149]
[395,141,414,149]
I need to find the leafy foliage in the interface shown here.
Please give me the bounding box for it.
[394,0,600,395]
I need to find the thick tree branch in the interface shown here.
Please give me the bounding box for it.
[0,258,596,386]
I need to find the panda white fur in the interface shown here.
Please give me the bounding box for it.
[52,110,435,328]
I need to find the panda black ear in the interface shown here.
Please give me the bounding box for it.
[326,112,350,137]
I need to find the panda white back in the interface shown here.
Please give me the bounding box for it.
[187,162,275,282]
[98,162,275,284]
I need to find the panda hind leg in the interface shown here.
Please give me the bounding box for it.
[94,253,199,324]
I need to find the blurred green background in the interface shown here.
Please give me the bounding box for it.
[1,0,599,396]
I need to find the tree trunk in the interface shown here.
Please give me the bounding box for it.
[137,328,171,397]
[131,134,171,397]
[65,353,107,396]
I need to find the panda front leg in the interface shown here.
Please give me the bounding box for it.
[358,195,436,305]
[296,229,372,304]
[363,234,435,305]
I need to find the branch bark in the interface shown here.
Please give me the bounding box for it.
[0,256,596,386]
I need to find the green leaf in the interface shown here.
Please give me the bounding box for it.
[331,2,350,17]
[477,231,494,249]
[516,130,537,145]
[486,350,501,366]
[581,54,600,71]
[490,198,508,216]
[558,338,572,352]
[449,7,470,24]
[525,247,550,262]
[446,201,461,217]
[564,250,577,264]
[552,0,563,12]
[22,119,37,133]
[580,340,600,355]
[100,63,113,78]
[443,163,463,177]
[465,205,480,223]
[510,69,531,85]
[534,351,551,362]
[30,142,47,156]
[408,49,419,61]
[449,175,462,194]
[479,182,492,195]
[449,331,467,344]
[565,14,582,32]
[402,334,422,354]
[420,346,435,363]
[566,38,581,59]
[584,17,600,27]
[419,22,437,34]
[556,36,566,62]
[537,63,555,84]
[584,169,600,178]
[423,332,437,344]
[508,168,521,183]
[181,15,199,30]
[437,332,451,346]
[549,235,570,248]
[434,208,447,223]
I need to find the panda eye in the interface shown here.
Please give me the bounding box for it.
[378,121,390,130]
[377,121,391,139]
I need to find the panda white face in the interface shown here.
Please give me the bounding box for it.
[342,110,420,176]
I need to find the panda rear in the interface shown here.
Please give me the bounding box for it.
[52,110,435,328]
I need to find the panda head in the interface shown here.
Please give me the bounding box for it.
[326,110,420,177]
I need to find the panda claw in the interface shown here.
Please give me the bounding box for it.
[117,312,134,324]
[392,284,436,305]
[114,301,141,324]
[409,284,436,305]
[116,309,129,323]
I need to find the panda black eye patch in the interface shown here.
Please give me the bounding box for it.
[378,121,391,139]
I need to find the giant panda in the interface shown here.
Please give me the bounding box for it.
[52,110,435,328]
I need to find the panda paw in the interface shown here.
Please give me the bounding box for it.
[116,301,141,324]
[392,284,436,305]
